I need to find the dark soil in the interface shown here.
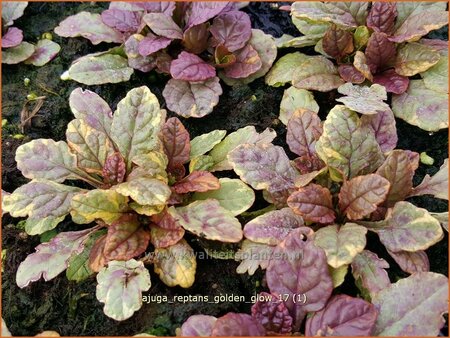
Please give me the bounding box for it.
[1,2,448,336]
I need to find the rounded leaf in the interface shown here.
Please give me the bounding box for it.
[266,228,333,328]
[96,259,151,321]
[212,313,266,336]
[338,174,390,220]
[373,272,448,336]
[180,315,217,336]
[287,184,335,224]
[244,208,304,245]
[163,77,222,118]
[153,239,196,288]
[314,223,367,268]
[305,295,377,336]
[168,199,243,243]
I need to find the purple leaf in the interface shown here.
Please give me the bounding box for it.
[364,32,396,74]
[16,228,92,288]
[109,2,175,16]
[228,143,299,205]
[101,9,142,32]
[305,295,378,336]
[186,2,230,28]
[170,51,216,82]
[2,27,23,48]
[209,11,252,52]
[351,250,390,298]
[251,292,293,334]
[163,77,222,118]
[243,208,304,245]
[366,2,397,35]
[361,109,397,153]
[373,272,448,335]
[24,39,61,67]
[372,69,409,94]
[287,108,323,158]
[390,11,448,43]
[180,315,217,336]
[143,13,183,39]
[223,44,262,79]
[54,12,124,45]
[266,227,333,330]
[367,202,444,253]
[69,88,113,136]
[102,152,126,186]
[124,34,156,72]
[338,64,365,84]
[212,313,266,336]
[387,249,430,275]
[138,34,171,56]
[409,159,448,200]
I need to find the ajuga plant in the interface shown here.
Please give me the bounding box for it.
[265,1,448,132]
[1,86,281,321]
[179,83,449,336]
[53,1,277,117]
[2,2,60,65]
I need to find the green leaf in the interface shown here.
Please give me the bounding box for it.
[168,199,243,242]
[291,2,359,28]
[292,55,344,92]
[265,52,309,87]
[329,264,348,288]
[392,80,448,132]
[192,178,255,216]
[190,130,227,159]
[63,54,133,85]
[279,87,319,125]
[111,86,165,170]
[66,230,106,282]
[96,259,151,321]
[363,201,444,252]
[189,155,214,173]
[314,223,367,268]
[395,43,441,77]
[71,189,129,224]
[154,239,196,288]
[373,272,448,336]
[25,216,65,236]
[15,139,83,183]
[115,176,171,207]
[209,126,276,171]
[2,42,35,64]
[421,55,448,94]
[315,105,383,179]
[66,118,115,174]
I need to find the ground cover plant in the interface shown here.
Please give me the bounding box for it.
[1,86,280,321]
[1,1,448,336]
[53,1,277,117]
[266,1,448,132]
[2,2,60,66]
